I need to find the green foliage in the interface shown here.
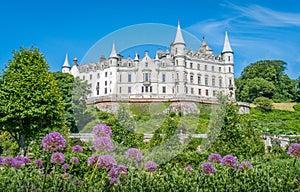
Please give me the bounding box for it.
[206,97,265,158]
[236,60,296,102]
[242,107,300,135]
[293,103,300,111]
[0,47,66,155]
[253,96,274,111]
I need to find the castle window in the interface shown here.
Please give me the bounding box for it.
[128,74,132,82]
[198,76,201,85]
[142,86,144,93]
[150,86,152,92]
[145,86,149,92]
[97,73,100,79]
[119,87,122,93]
[176,60,178,66]
[190,75,194,84]
[212,76,215,86]
[229,67,231,73]
[105,72,107,77]
[190,63,193,69]
[162,86,166,93]
[83,75,85,80]
[145,62,148,67]
[162,61,166,68]
[206,89,209,96]
[219,67,221,72]
[229,79,232,86]
[97,89,99,95]
[175,48,177,54]
[198,89,201,95]
[105,81,107,86]
[128,62,131,67]
[219,78,222,87]
[162,74,166,82]
[205,65,207,71]
[197,64,200,70]
[212,66,214,72]
[90,74,92,80]
[105,88,107,94]
[205,76,208,86]
[213,90,216,96]
[128,87,131,93]
[191,88,194,94]
[144,73,150,81]
[228,56,231,61]
[120,74,122,82]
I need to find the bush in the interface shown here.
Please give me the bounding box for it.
[253,96,273,111]
[293,103,300,111]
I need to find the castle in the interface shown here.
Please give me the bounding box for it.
[62,22,235,103]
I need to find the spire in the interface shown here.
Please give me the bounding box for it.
[222,31,233,53]
[173,20,185,45]
[155,52,159,60]
[134,52,139,61]
[109,42,118,58]
[62,53,70,68]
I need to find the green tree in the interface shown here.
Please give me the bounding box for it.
[253,96,273,111]
[53,72,78,132]
[236,60,296,102]
[0,47,66,155]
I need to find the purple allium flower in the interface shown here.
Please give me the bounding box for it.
[238,161,253,171]
[208,153,222,163]
[116,165,128,176]
[93,137,114,152]
[108,165,128,177]
[62,173,70,179]
[221,155,238,167]
[144,161,158,172]
[15,160,24,169]
[4,157,16,167]
[50,152,65,164]
[15,156,24,162]
[41,132,66,152]
[98,155,117,170]
[23,157,30,164]
[62,163,70,169]
[202,162,216,175]
[0,157,4,166]
[87,155,99,167]
[287,143,300,158]
[125,148,142,162]
[72,145,83,153]
[184,165,193,172]
[92,123,112,137]
[34,159,43,167]
[109,177,119,185]
[70,157,79,164]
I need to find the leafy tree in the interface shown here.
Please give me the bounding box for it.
[236,60,296,102]
[53,72,76,132]
[0,47,66,155]
[295,77,300,102]
[253,96,273,111]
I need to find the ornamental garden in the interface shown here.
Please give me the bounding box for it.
[0,48,300,191]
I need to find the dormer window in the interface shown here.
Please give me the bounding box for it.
[128,62,131,67]
[145,62,148,67]
[162,61,166,68]
[228,56,231,61]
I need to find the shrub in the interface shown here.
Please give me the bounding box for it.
[253,96,273,111]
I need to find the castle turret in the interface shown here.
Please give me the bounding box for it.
[108,42,118,67]
[62,53,71,73]
[222,31,234,64]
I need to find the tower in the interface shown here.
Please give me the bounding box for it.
[222,32,235,98]
[108,42,118,96]
[171,21,186,97]
[62,53,71,73]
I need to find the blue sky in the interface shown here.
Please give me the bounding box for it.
[0,0,299,78]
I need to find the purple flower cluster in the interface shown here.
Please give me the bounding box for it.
[70,157,79,164]
[238,161,253,171]
[125,148,142,162]
[51,152,65,164]
[93,137,114,152]
[0,157,4,166]
[109,177,119,185]
[34,159,43,167]
[221,155,238,167]
[184,165,193,172]
[208,153,222,163]
[2,156,31,169]
[4,157,16,167]
[287,143,300,158]
[98,155,117,170]
[92,124,112,137]
[108,165,128,178]
[62,163,70,169]
[144,161,158,172]
[62,173,70,179]
[72,145,83,153]
[87,155,99,167]
[41,132,66,152]
[202,162,216,174]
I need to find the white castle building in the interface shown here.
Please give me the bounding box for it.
[62,22,235,103]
